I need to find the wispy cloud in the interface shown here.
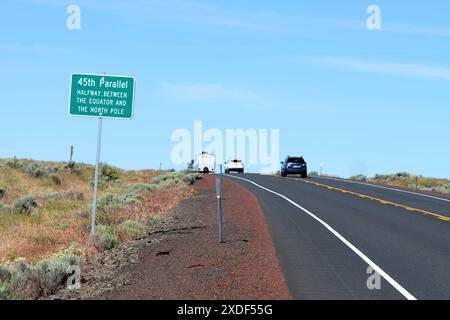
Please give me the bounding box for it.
[311,57,450,81]
[300,15,450,39]
[161,83,257,102]
[384,22,450,38]
[0,43,64,54]
[29,0,278,32]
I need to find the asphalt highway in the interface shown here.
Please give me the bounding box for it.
[225,174,450,300]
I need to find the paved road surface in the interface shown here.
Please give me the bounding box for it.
[225,174,450,300]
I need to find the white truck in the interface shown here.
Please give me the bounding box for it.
[225,159,244,174]
[193,152,216,174]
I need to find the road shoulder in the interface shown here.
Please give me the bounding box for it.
[52,175,290,300]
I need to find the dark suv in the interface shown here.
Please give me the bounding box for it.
[280,156,307,178]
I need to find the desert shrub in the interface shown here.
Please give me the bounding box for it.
[53,223,68,230]
[150,174,171,184]
[99,191,142,225]
[97,185,154,224]
[0,265,11,283]
[96,193,117,224]
[92,163,122,189]
[98,191,141,210]
[39,192,61,201]
[373,174,390,181]
[46,166,61,173]
[151,172,201,187]
[14,195,38,215]
[0,186,6,199]
[40,191,84,202]
[0,204,14,215]
[8,261,31,296]
[48,173,61,185]
[35,253,82,291]
[182,173,202,185]
[117,191,142,206]
[161,176,182,186]
[373,172,411,181]
[65,161,76,170]
[77,210,90,219]
[395,172,410,178]
[63,161,82,176]
[420,178,435,188]
[123,193,142,206]
[0,283,12,300]
[119,220,145,238]
[101,163,121,182]
[97,193,116,208]
[151,172,183,186]
[91,225,118,250]
[350,174,367,182]
[25,163,48,178]
[3,249,83,299]
[6,157,22,169]
[25,163,63,180]
[64,191,85,201]
[129,183,160,192]
[309,171,319,177]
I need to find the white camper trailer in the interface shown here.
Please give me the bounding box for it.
[193,152,216,174]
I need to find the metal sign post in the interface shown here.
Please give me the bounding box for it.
[69,72,135,235]
[216,177,223,243]
[91,117,103,235]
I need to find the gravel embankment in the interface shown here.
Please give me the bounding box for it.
[52,175,291,300]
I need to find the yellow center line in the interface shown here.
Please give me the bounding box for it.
[285,177,450,222]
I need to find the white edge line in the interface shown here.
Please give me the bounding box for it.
[314,176,450,203]
[226,175,417,301]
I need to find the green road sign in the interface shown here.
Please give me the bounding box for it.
[69,73,135,119]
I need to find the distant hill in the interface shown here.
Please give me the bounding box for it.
[349,172,450,194]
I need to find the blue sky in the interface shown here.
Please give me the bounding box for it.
[1,0,450,178]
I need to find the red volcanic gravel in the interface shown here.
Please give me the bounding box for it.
[103,175,291,300]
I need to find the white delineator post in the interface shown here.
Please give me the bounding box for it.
[91,117,103,235]
[216,176,223,243]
